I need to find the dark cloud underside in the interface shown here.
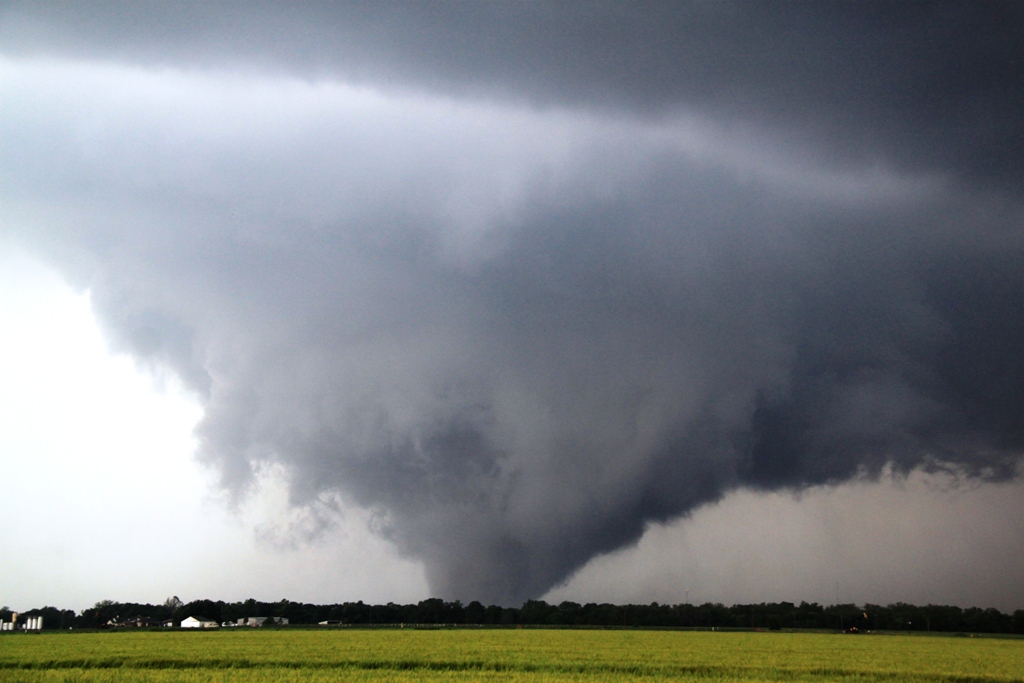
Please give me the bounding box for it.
[4,1,1022,183]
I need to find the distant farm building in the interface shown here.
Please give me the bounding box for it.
[106,616,160,628]
[180,616,218,628]
[236,617,288,627]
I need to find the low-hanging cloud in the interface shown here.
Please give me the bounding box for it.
[2,4,1022,606]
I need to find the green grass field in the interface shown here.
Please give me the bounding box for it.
[2,629,1022,682]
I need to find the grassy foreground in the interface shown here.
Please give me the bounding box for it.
[1,629,1022,682]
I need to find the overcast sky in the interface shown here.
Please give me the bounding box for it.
[1,2,1022,612]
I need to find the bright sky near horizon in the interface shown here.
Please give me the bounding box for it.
[0,246,429,612]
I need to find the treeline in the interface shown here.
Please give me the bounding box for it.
[4,599,1023,634]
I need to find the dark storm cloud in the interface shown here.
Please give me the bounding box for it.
[1,4,1022,605]
[3,1,1022,184]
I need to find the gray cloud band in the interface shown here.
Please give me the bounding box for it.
[3,2,1021,184]
[1,3,1022,605]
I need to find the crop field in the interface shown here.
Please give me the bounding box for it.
[1,629,1022,683]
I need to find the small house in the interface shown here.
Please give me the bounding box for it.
[180,616,218,628]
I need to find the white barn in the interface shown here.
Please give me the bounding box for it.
[180,616,218,628]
